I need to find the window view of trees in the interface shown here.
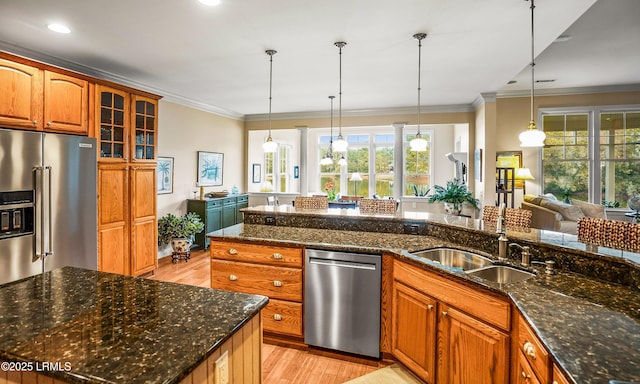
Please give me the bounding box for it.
[404,133,431,196]
[374,134,394,197]
[542,109,640,207]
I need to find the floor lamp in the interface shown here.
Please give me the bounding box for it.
[350,172,362,196]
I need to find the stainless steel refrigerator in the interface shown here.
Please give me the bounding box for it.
[0,128,97,285]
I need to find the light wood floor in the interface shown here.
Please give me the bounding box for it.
[147,250,389,384]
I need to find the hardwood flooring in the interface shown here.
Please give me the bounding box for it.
[147,250,401,384]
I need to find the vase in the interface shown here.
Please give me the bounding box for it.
[170,238,192,253]
[629,195,640,212]
[443,202,462,215]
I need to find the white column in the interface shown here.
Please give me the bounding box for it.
[297,126,309,196]
[393,122,406,199]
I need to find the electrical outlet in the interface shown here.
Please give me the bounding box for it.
[215,350,229,384]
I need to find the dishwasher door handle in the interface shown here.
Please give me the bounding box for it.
[308,257,377,271]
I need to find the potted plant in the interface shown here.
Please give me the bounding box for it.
[427,179,479,215]
[158,212,205,253]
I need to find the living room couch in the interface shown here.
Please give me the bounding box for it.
[521,194,606,234]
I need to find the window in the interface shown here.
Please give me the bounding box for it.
[541,107,640,207]
[403,131,431,196]
[319,135,342,196]
[346,135,370,197]
[374,134,394,197]
[263,151,275,191]
[263,144,291,192]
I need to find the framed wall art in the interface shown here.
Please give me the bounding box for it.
[252,163,261,184]
[197,151,224,186]
[157,156,174,194]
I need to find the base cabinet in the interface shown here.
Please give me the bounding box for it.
[188,194,248,249]
[392,259,510,384]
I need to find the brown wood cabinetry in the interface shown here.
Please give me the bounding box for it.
[0,58,89,134]
[96,85,158,276]
[210,240,304,338]
[392,259,510,384]
[552,365,571,384]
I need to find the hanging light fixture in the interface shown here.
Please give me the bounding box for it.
[262,49,278,153]
[519,0,546,147]
[332,41,349,153]
[409,33,428,152]
[320,96,335,166]
[338,154,347,166]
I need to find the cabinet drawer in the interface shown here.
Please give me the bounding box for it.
[211,241,303,268]
[223,197,236,205]
[237,195,249,204]
[516,351,542,384]
[262,299,303,337]
[206,199,223,208]
[552,364,570,384]
[211,259,302,302]
[393,259,510,330]
[518,316,550,383]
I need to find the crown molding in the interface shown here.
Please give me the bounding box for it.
[0,42,245,121]
[496,83,640,98]
[245,104,475,122]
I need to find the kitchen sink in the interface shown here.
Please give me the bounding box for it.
[412,248,494,271]
[465,265,535,284]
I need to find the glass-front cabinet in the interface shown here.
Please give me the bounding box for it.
[97,85,129,160]
[132,95,157,161]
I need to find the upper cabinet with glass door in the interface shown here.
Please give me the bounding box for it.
[131,95,157,161]
[96,85,129,161]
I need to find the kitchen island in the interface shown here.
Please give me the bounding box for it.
[208,212,640,383]
[0,267,268,384]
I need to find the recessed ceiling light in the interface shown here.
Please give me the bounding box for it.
[535,79,555,83]
[47,23,71,34]
[507,80,517,85]
[198,0,221,5]
[553,35,572,43]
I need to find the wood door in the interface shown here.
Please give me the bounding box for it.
[437,305,510,384]
[43,71,89,134]
[130,94,157,161]
[0,58,42,130]
[98,163,129,274]
[392,280,437,383]
[130,165,157,275]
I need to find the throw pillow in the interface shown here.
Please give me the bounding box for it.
[523,194,543,205]
[540,198,585,221]
[571,199,606,219]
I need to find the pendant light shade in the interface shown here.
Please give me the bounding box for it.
[519,0,546,148]
[332,42,348,153]
[263,49,278,153]
[338,155,347,166]
[409,33,428,152]
[320,96,336,165]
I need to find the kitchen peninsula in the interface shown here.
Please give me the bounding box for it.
[209,205,640,383]
[0,267,267,384]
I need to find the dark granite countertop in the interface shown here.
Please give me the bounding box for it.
[0,267,268,384]
[209,223,640,384]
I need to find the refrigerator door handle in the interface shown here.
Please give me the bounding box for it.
[33,165,44,262]
[45,165,53,259]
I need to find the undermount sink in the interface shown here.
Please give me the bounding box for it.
[465,265,535,284]
[412,248,494,271]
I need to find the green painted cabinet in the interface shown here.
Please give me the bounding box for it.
[187,194,248,249]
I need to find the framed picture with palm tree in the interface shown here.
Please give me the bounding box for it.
[157,157,174,194]
[197,151,224,186]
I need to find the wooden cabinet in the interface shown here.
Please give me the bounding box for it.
[96,85,159,276]
[552,365,571,384]
[210,240,304,338]
[0,58,89,134]
[392,259,511,384]
[513,313,555,384]
[188,194,249,249]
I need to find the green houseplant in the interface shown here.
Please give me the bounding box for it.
[427,179,479,215]
[158,212,204,252]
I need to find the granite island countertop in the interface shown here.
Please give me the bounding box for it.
[0,267,268,384]
[208,223,640,384]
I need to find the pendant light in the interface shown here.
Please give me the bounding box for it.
[320,96,335,165]
[519,0,546,147]
[409,33,428,152]
[262,49,278,153]
[332,41,349,153]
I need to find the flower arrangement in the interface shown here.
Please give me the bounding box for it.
[324,181,337,201]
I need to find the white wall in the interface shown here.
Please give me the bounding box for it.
[156,101,245,256]
[247,129,301,193]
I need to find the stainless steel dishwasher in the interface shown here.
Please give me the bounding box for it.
[304,249,382,358]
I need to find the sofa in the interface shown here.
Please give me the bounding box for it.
[521,194,606,234]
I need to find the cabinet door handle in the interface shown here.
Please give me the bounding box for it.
[441,311,448,317]
[521,371,530,379]
[228,248,238,255]
[273,280,283,287]
[47,121,52,127]
[33,120,38,125]
[427,305,434,310]
[228,274,238,281]
[523,341,536,359]
[273,314,283,321]
[272,252,283,260]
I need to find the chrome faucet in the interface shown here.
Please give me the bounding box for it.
[509,243,531,267]
[496,204,509,260]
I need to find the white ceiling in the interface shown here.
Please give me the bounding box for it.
[0,0,638,120]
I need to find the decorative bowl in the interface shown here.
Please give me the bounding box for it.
[208,191,229,198]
